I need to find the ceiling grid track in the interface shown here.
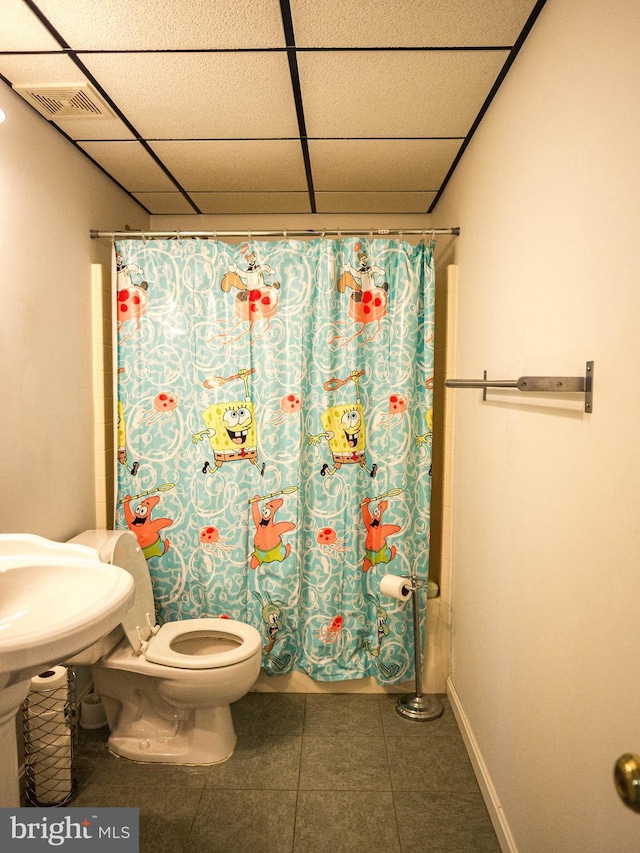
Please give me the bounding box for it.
[279,0,316,213]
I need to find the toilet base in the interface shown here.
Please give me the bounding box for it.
[105,703,238,765]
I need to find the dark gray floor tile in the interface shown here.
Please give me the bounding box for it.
[303,693,383,735]
[394,791,501,852]
[77,724,110,754]
[299,735,391,790]
[71,784,203,853]
[76,745,209,791]
[232,691,305,737]
[72,691,490,853]
[187,788,297,853]
[387,734,480,794]
[294,790,401,853]
[380,694,460,737]
[206,734,301,789]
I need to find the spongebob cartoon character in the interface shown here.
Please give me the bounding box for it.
[308,369,377,478]
[192,367,265,476]
[415,378,435,448]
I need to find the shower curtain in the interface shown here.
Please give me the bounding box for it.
[114,236,434,684]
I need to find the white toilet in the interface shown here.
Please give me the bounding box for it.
[66,529,262,765]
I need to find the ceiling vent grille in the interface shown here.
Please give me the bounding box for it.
[14,83,115,120]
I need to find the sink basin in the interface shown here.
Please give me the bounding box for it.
[0,533,135,807]
[0,534,135,685]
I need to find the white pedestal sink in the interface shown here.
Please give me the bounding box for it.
[0,534,135,807]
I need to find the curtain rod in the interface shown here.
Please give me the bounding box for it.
[90,227,460,239]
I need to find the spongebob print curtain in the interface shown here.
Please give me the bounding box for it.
[115,237,435,684]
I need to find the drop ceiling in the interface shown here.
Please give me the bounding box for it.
[1,0,545,216]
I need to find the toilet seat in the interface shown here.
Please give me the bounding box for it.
[68,530,263,672]
[143,618,262,670]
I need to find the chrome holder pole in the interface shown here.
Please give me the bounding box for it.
[396,576,444,722]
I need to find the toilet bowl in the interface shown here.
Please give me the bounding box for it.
[66,530,262,765]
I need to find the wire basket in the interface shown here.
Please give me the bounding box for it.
[22,667,77,807]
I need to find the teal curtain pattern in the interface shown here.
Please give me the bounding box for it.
[115,237,435,684]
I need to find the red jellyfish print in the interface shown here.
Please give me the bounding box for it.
[199,525,232,553]
[139,392,178,426]
[376,392,408,429]
[315,527,347,555]
[319,615,343,643]
[268,392,302,427]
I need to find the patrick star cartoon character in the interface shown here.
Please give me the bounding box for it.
[122,494,173,560]
[361,496,401,573]
[249,494,296,570]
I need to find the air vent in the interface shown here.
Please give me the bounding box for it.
[13,83,115,120]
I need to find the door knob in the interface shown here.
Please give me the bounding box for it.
[614,754,640,812]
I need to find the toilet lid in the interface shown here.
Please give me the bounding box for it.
[144,618,262,669]
[69,530,157,656]
[110,531,158,655]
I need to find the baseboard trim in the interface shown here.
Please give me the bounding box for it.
[447,677,518,853]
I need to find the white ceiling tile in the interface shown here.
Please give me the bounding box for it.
[33,0,286,49]
[78,141,178,192]
[81,52,299,138]
[148,141,308,191]
[0,52,87,87]
[132,193,196,215]
[190,193,312,214]
[315,192,436,214]
[0,0,62,50]
[309,139,462,191]
[291,0,538,47]
[299,50,508,138]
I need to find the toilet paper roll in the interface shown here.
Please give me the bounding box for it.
[30,666,68,692]
[379,574,412,601]
[28,710,70,750]
[28,666,68,719]
[31,737,72,805]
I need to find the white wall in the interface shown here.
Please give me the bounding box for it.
[433,0,640,850]
[0,84,148,540]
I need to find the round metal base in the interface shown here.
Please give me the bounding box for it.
[396,694,444,722]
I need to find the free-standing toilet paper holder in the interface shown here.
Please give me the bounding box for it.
[396,575,444,722]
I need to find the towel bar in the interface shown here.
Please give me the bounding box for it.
[445,361,594,412]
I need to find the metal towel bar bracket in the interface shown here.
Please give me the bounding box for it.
[445,361,594,413]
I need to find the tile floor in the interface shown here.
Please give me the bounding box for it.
[71,692,501,853]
